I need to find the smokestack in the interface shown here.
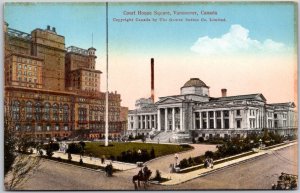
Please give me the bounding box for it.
[221,89,227,97]
[151,58,154,102]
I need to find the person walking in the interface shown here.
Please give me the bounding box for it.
[174,153,179,166]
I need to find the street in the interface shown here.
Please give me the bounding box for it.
[14,144,297,190]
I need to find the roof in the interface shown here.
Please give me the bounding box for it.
[210,93,266,102]
[269,102,295,108]
[181,78,209,88]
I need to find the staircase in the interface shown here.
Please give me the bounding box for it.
[151,131,175,143]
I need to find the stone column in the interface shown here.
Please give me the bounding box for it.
[149,115,152,129]
[172,108,175,131]
[213,111,217,129]
[180,107,183,131]
[200,111,203,129]
[221,111,224,129]
[230,110,234,129]
[165,108,168,132]
[140,115,143,129]
[206,111,209,129]
[157,109,161,131]
[256,109,259,129]
[145,115,148,129]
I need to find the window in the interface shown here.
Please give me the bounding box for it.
[44,103,50,121]
[274,114,277,119]
[35,102,42,121]
[18,64,22,69]
[34,67,37,72]
[63,104,69,122]
[236,120,241,128]
[12,100,20,120]
[53,103,59,121]
[236,110,241,116]
[24,65,27,69]
[26,101,33,120]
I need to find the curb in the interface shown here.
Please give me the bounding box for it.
[40,157,106,173]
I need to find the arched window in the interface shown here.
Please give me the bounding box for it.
[44,103,50,121]
[63,104,69,122]
[26,101,33,120]
[35,102,42,121]
[12,100,20,120]
[53,103,58,121]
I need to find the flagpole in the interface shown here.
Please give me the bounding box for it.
[105,2,109,146]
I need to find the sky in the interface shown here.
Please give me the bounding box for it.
[4,2,297,109]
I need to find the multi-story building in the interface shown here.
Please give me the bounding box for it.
[127,78,297,142]
[4,22,126,140]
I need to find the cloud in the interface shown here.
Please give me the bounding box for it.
[191,24,289,55]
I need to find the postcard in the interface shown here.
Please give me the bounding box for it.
[3,1,298,191]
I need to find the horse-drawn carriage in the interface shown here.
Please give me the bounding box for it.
[132,166,152,190]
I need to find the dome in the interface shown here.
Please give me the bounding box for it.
[182,78,208,88]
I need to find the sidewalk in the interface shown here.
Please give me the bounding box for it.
[36,150,137,171]
[159,141,297,185]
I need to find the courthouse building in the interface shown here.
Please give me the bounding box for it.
[128,78,297,141]
[4,23,126,140]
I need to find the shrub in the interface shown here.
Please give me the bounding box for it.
[179,158,188,169]
[46,148,54,158]
[150,148,155,159]
[67,143,83,154]
[198,137,204,143]
[205,151,214,158]
[79,141,86,149]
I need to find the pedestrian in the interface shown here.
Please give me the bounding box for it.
[174,153,179,166]
[101,155,105,164]
[157,138,160,144]
[89,153,92,161]
[210,158,214,169]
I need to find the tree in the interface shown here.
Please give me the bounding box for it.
[4,117,16,176]
[4,113,41,190]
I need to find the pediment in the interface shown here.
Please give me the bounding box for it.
[255,94,266,102]
[155,96,183,105]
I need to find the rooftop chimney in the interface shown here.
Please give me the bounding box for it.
[151,58,155,102]
[52,27,56,33]
[221,88,227,97]
[47,25,50,30]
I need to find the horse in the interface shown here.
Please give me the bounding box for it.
[132,169,152,190]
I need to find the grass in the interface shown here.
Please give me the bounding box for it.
[83,142,193,158]
[178,151,257,173]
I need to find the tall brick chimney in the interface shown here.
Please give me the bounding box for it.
[221,89,227,97]
[151,58,155,102]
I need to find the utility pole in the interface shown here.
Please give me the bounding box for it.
[105,2,109,146]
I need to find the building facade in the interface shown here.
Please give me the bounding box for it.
[4,23,126,140]
[128,78,297,141]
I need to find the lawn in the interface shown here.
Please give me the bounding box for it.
[83,142,192,159]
